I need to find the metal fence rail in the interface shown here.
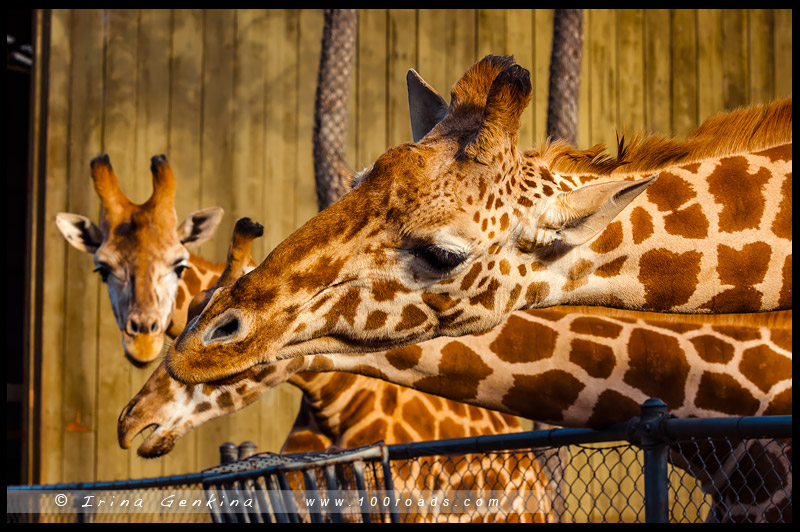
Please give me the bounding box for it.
[7,398,792,523]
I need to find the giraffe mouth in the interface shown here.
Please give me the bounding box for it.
[120,421,177,458]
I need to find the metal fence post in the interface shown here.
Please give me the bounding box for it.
[637,398,670,523]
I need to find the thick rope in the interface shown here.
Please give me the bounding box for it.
[546,9,583,146]
[313,9,358,212]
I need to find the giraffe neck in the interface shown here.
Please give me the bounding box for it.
[168,253,225,336]
[514,142,792,313]
[300,308,792,428]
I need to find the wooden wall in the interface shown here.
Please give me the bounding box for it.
[28,9,792,484]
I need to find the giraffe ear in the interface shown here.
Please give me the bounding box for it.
[178,207,225,249]
[518,174,658,251]
[55,212,104,254]
[407,69,449,142]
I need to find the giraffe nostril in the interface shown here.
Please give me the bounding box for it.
[150,321,158,333]
[128,319,140,335]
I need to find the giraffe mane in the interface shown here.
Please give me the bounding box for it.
[535,98,792,177]
[559,305,792,329]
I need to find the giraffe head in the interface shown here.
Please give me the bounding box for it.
[55,154,224,365]
[166,55,656,384]
[118,216,289,456]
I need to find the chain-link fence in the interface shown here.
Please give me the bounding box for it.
[8,399,792,523]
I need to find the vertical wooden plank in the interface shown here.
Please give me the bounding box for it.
[96,8,139,482]
[643,9,672,134]
[61,8,104,483]
[773,9,792,99]
[164,8,205,475]
[445,10,478,90]
[355,9,388,169]
[388,9,418,146]
[533,9,554,145]
[194,8,237,470]
[696,10,724,120]
[721,9,748,109]
[587,9,617,148]
[417,10,449,96]
[476,9,505,59]
[747,9,775,105]
[296,9,323,224]
[506,9,534,150]
[38,8,72,484]
[616,9,645,137]
[671,9,698,137]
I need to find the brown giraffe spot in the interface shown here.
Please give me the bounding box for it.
[499,259,511,275]
[694,372,760,415]
[771,172,792,240]
[504,283,522,313]
[646,171,697,212]
[310,294,331,312]
[235,384,248,395]
[586,390,641,428]
[589,221,623,254]
[340,389,377,429]
[624,328,690,409]
[646,320,702,334]
[385,345,423,371]
[460,262,482,291]
[569,316,623,338]
[401,396,436,440]
[489,314,558,363]
[523,308,566,322]
[394,304,428,332]
[680,162,702,173]
[753,143,792,162]
[517,196,533,207]
[217,391,234,409]
[488,411,508,432]
[421,292,458,313]
[569,339,616,379]
[392,423,415,444]
[289,255,346,292]
[373,279,411,302]
[501,370,585,421]
[426,393,443,411]
[770,328,792,352]
[593,256,628,278]
[182,267,202,295]
[763,388,792,416]
[639,248,702,310]
[689,335,736,364]
[707,155,771,232]
[701,242,772,312]
[778,254,791,309]
[348,418,388,447]
[517,264,527,277]
[320,287,362,332]
[469,278,500,310]
[562,259,594,292]
[319,373,358,405]
[193,401,212,414]
[282,431,327,453]
[254,365,277,382]
[630,206,654,245]
[175,286,186,311]
[439,417,466,439]
[468,407,484,421]
[446,398,466,417]
[739,345,792,393]
[711,325,761,341]
[499,212,509,230]
[365,310,388,330]
[413,341,493,402]
[309,355,334,373]
[663,203,709,239]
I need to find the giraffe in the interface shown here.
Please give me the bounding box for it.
[163,55,792,386]
[55,154,226,364]
[120,217,556,523]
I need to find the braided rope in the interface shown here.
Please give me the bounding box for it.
[546,9,583,146]
[313,9,358,211]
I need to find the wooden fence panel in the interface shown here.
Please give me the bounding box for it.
[30,8,791,484]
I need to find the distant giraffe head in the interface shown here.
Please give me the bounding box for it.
[166,55,791,385]
[56,154,224,364]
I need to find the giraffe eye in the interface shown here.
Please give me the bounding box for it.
[93,263,112,283]
[414,244,468,271]
[174,264,188,279]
